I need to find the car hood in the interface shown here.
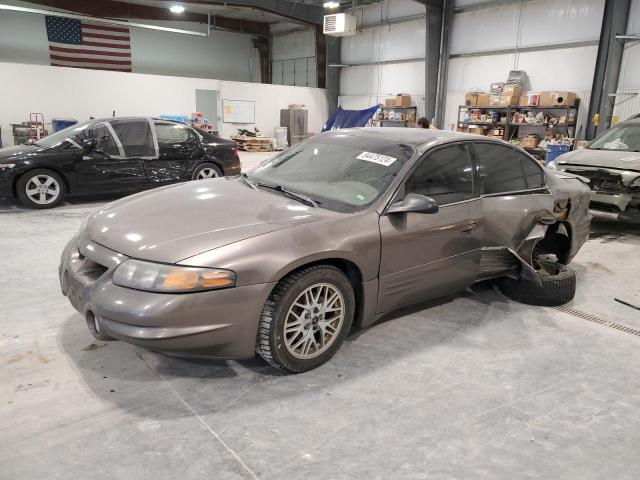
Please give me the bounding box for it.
[0,144,41,161]
[85,178,340,263]
[557,149,640,172]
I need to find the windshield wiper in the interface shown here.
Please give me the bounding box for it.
[257,183,318,208]
[240,172,258,190]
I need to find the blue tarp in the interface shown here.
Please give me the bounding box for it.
[321,105,381,132]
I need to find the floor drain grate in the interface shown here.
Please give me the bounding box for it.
[554,306,640,337]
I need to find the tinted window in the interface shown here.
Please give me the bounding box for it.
[474,143,545,194]
[110,119,156,157]
[155,123,193,144]
[404,144,475,205]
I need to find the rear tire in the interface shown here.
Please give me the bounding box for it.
[498,267,576,306]
[16,169,65,209]
[256,265,355,373]
[192,163,222,180]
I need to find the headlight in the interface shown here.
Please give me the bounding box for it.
[546,160,557,170]
[631,176,640,188]
[0,163,16,169]
[113,259,236,293]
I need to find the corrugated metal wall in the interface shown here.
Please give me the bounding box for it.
[613,0,640,121]
[445,0,604,135]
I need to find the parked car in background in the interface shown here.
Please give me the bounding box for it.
[0,117,240,208]
[548,117,640,223]
[60,128,591,373]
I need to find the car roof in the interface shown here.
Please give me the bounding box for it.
[90,116,182,123]
[320,127,504,149]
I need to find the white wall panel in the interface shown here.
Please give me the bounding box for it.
[340,61,425,97]
[358,0,425,25]
[619,0,640,90]
[342,19,425,64]
[451,0,603,55]
[272,28,316,61]
[0,62,328,145]
[612,89,640,122]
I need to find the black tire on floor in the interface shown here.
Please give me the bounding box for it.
[191,162,222,180]
[256,265,355,373]
[498,267,576,307]
[16,168,66,209]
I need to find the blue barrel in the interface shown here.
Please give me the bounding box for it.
[545,144,570,165]
[52,118,78,132]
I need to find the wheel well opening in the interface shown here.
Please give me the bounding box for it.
[13,167,72,198]
[537,221,572,265]
[281,259,364,329]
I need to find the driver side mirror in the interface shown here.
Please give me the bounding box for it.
[387,193,439,215]
[82,138,98,153]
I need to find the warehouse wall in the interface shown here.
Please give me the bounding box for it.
[338,0,426,117]
[445,0,605,136]
[0,2,259,82]
[613,0,640,121]
[271,26,317,87]
[0,62,328,146]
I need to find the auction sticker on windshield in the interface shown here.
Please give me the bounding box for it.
[356,151,397,166]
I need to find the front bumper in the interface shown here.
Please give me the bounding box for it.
[590,192,640,223]
[59,234,275,358]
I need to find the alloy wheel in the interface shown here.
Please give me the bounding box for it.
[196,167,219,179]
[284,283,345,360]
[25,175,60,205]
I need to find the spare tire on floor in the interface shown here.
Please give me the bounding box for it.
[498,267,576,307]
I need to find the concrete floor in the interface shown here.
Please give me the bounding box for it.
[1,160,640,479]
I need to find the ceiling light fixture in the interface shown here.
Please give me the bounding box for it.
[170,5,185,14]
[323,1,340,8]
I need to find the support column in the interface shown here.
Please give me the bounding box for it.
[435,0,452,129]
[587,0,631,139]
[424,1,444,123]
[324,34,341,117]
[252,36,271,84]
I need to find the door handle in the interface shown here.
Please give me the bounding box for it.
[461,221,477,234]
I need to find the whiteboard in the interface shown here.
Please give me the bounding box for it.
[222,99,255,124]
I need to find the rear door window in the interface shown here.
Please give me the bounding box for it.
[403,144,476,205]
[154,122,194,145]
[473,143,545,194]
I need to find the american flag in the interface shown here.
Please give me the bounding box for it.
[45,16,132,72]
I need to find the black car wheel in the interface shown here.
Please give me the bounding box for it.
[498,266,576,306]
[192,163,222,180]
[16,169,66,209]
[256,265,355,373]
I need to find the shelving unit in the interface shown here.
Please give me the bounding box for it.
[375,105,418,128]
[457,102,580,159]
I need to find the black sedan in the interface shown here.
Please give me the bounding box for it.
[0,117,241,208]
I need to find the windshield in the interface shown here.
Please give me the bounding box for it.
[245,134,414,213]
[589,124,640,152]
[34,120,93,148]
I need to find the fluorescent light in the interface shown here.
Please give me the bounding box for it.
[170,5,185,13]
[323,1,340,8]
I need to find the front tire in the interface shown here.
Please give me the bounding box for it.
[256,265,355,373]
[192,162,222,180]
[16,169,65,209]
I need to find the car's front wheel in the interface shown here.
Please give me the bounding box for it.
[256,265,355,373]
[192,162,222,180]
[16,169,66,209]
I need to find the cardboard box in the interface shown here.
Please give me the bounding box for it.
[539,91,576,107]
[519,96,529,106]
[498,95,519,106]
[468,125,488,136]
[502,84,523,97]
[489,95,502,106]
[288,104,306,110]
[477,94,490,107]
[396,94,412,107]
[465,93,478,107]
[384,98,396,107]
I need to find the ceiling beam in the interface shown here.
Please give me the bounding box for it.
[184,0,324,25]
[25,0,270,35]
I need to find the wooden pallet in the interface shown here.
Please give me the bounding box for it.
[232,135,275,152]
